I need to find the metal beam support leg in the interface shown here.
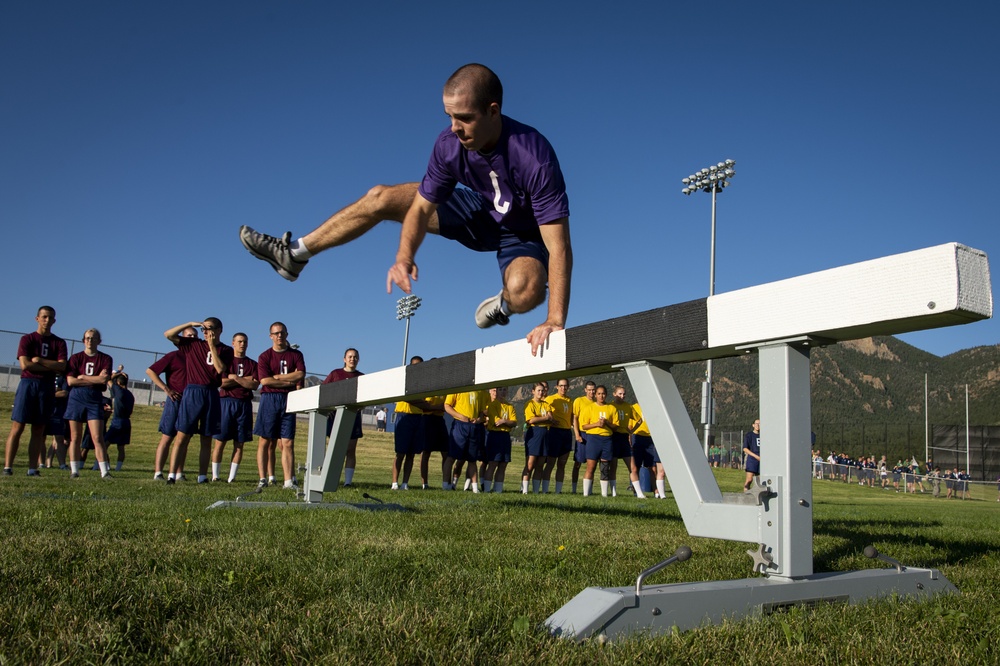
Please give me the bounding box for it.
[303,407,356,503]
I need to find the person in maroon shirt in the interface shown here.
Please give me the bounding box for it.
[323,348,364,486]
[146,326,198,480]
[4,306,68,476]
[163,318,233,484]
[64,328,114,478]
[211,332,259,482]
[254,322,306,489]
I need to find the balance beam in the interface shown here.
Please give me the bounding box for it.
[290,242,991,639]
[289,242,990,412]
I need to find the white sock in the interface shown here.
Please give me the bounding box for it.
[268,475,276,485]
[99,461,110,475]
[284,480,295,488]
[211,462,220,479]
[471,482,479,494]
[482,480,492,493]
[542,480,550,494]
[493,482,503,493]
[656,479,666,498]
[522,480,529,494]
[600,480,609,497]
[500,297,512,316]
[167,473,176,481]
[229,463,239,482]
[464,478,472,491]
[610,480,617,497]
[71,461,81,474]
[392,482,399,489]
[583,479,593,496]
[632,480,646,498]
[555,481,563,494]
[344,468,354,485]
[290,238,313,260]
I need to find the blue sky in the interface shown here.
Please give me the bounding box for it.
[2,1,998,378]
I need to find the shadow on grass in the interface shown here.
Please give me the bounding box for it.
[492,495,685,523]
[813,516,997,570]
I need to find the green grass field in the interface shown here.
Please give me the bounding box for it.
[2,393,999,665]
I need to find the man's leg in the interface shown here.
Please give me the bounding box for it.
[279,438,296,487]
[154,434,172,479]
[4,421,26,472]
[198,435,212,483]
[240,184,435,280]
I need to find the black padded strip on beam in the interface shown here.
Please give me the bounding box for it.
[565,298,707,370]
[406,351,476,395]
[317,378,360,410]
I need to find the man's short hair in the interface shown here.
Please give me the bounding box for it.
[233,332,248,342]
[444,63,503,114]
[114,373,128,386]
[204,317,223,332]
[269,321,287,333]
[38,305,56,317]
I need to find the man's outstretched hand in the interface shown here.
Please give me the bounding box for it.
[387,260,419,294]
[527,321,563,357]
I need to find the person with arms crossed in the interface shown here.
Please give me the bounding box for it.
[211,332,259,483]
[240,63,572,356]
[254,322,306,490]
[482,386,517,493]
[580,386,615,497]
[543,378,573,494]
[443,389,489,492]
[64,328,114,479]
[322,348,364,486]
[164,318,233,484]
[4,306,68,477]
[570,380,595,494]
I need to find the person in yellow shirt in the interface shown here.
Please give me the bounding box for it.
[391,356,426,490]
[544,378,573,493]
[444,389,490,492]
[420,393,449,489]
[523,382,553,493]
[483,387,517,493]
[580,385,615,496]
[570,380,595,493]
[631,401,667,499]
[610,385,645,499]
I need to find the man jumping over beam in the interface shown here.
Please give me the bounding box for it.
[239,63,572,356]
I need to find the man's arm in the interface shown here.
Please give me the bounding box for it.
[387,192,438,294]
[165,322,201,345]
[527,217,572,356]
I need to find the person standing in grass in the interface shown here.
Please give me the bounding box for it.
[65,328,114,479]
[254,322,305,490]
[420,392,450,490]
[165,318,233,485]
[483,386,517,493]
[105,370,134,473]
[631,401,667,499]
[211,332,259,482]
[610,385,643,499]
[323,348,364,486]
[44,374,69,470]
[146,326,197,480]
[570,380,595,493]
[580,385,615,497]
[742,419,761,492]
[544,378,573,494]
[4,306,67,477]
[443,389,489,492]
[523,382,553,494]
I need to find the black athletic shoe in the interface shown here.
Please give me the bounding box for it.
[239,226,308,281]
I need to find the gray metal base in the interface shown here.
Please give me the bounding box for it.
[545,567,958,642]
[206,500,407,512]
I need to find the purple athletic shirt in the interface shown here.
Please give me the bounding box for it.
[149,350,187,394]
[174,337,233,388]
[17,332,68,380]
[66,350,113,399]
[221,356,258,400]
[322,368,363,384]
[257,347,306,394]
[419,115,570,233]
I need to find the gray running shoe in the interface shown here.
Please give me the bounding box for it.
[475,291,510,328]
[239,227,307,282]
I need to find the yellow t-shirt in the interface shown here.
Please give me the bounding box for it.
[611,400,633,434]
[394,400,424,415]
[581,401,615,437]
[524,399,551,429]
[486,400,517,432]
[631,402,650,436]
[421,395,445,416]
[545,394,573,429]
[445,391,489,421]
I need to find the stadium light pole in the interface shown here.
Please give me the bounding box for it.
[682,159,736,457]
[396,294,422,366]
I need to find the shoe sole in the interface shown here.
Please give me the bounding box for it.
[239,226,302,282]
